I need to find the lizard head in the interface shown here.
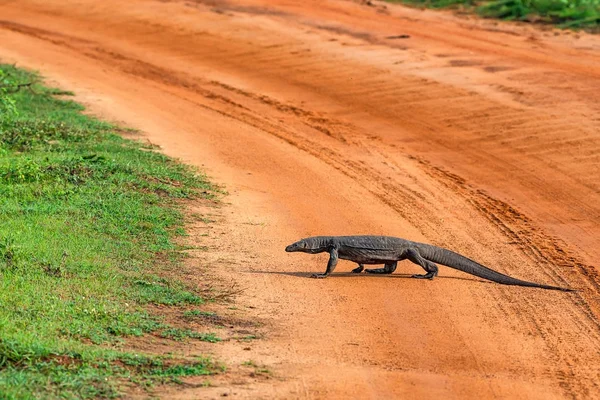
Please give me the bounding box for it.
[285,237,328,254]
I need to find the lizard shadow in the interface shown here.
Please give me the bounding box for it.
[248,270,492,285]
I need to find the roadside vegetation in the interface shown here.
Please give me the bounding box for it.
[0,65,222,398]
[387,0,600,30]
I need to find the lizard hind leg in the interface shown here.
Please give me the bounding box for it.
[351,264,365,273]
[365,261,398,274]
[405,248,438,280]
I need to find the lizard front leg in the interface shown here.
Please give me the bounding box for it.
[312,247,338,278]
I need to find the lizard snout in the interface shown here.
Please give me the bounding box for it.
[285,244,296,252]
[285,240,304,252]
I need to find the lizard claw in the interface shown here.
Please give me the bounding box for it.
[311,273,328,279]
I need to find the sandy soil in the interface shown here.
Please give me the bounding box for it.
[1,0,600,398]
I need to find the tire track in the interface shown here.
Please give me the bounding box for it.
[412,158,600,399]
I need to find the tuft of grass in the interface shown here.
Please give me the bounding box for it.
[158,328,221,343]
[0,64,221,397]
[241,360,271,377]
[118,353,222,384]
[241,360,258,368]
[133,277,204,306]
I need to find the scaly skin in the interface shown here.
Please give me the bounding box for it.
[285,236,574,291]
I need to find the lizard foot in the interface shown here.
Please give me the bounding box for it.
[351,265,364,273]
[411,272,436,280]
[311,273,328,279]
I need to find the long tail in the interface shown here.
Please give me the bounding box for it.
[415,243,574,292]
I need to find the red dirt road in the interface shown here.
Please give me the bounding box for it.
[1,0,600,398]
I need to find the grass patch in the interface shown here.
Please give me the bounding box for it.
[0,345,221,399]
[133,277,204,306]
[386,0,600,31]
[183,310,217,318]
[158,328,221,343]
[0,64,221,397]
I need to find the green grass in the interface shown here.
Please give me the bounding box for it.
[386,0,600,30]
[0,65,221,398]
[0,345,221,399]
[158,328,221,342]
